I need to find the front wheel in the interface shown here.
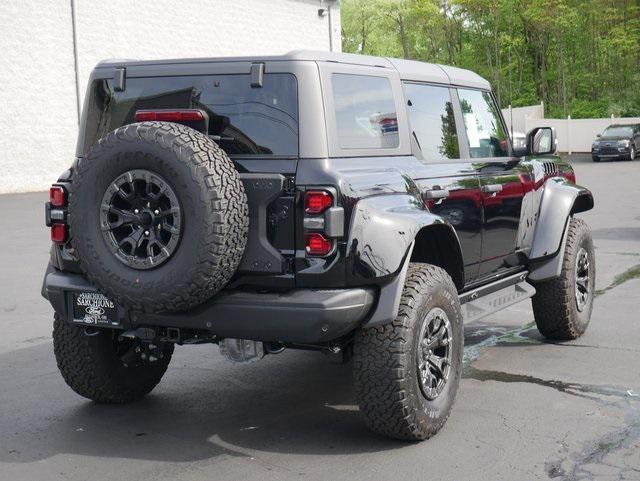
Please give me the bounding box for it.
[531,218,595,340]
[629,146,636,161]
[53,315,173,403]
[353,264,463,441]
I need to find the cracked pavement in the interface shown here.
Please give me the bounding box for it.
[0,154,639,481]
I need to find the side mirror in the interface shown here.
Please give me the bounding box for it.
[526,127,556,155]
[596,134,601,138]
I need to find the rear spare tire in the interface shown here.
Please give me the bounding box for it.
[70,122,248,313]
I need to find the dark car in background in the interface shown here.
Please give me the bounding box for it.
[592,124,640,162]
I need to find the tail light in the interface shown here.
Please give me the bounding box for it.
[49,185,66,207]
[305,190,333,215]
[134,109,205,122]
[46,184,68,244]
[305,233,333,256]
[50,223,67,244]
[134,109,209,134]
[302,189,340,257]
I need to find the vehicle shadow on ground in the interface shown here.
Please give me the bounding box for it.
[1,342,405,464]
[1,322,541,464]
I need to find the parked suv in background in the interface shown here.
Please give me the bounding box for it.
[592,123,640,161]
[42,51,595,441]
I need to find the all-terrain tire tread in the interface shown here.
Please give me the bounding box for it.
[531,217,594,340]
[353,264,461,441]
[53,314,173,403]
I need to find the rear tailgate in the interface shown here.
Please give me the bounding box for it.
[238,172,296,277]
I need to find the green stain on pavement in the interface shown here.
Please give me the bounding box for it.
[595,264,640,297]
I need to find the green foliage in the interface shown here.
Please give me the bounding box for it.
[439,102,460,158]
[341,0,640,118]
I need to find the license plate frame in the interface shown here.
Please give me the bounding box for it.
[72,292,119,327]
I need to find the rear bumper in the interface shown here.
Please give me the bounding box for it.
[42,266,376,343]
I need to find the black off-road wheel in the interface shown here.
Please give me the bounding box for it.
[353,264,464,441]
[53,315,173,403]
[532,217,595,340]
[70,121,248,313]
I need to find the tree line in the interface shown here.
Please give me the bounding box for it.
[341,0,640,118]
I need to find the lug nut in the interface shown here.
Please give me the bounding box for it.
[154,209,160,215]
[144,230,149,236]
[134,209,139,214]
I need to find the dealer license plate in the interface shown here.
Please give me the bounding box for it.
[72,292,119,326]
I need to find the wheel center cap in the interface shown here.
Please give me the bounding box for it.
[139,211,153,226]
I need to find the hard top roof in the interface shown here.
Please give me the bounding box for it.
[97,50,491,90]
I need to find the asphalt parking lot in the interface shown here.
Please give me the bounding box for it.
[1,154,639,481]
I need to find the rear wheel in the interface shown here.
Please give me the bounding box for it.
[353,264,463,441]
[53,315,173,403]
[531,218,595,340]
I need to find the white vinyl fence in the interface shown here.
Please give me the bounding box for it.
[502,104,640,153]
[502,103,545,133]
[525,116,640,154]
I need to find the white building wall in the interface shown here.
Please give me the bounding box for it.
[0,0,78,194]
[0,0,341,194]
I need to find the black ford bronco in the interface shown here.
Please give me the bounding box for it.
[42,51,595,441]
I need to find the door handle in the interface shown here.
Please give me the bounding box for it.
[423,189,450,200]
[481,184,503,194]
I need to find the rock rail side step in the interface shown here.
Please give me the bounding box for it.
[460,271,536,323]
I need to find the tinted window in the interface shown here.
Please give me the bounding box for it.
[332,74,399,149]
[404,83,459,160]
[458,89,508,158]
[83,74,298,157]
[603,126,633,137]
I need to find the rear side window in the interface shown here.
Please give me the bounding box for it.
[331,73,399,149]
[82,73,298,158]
[404,83,459,160]
[457,88,509,158]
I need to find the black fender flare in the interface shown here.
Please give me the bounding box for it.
[345,194,464,327]
[528,177,594,281]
